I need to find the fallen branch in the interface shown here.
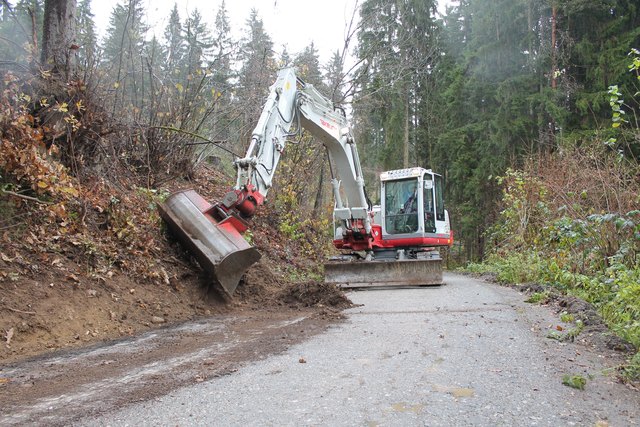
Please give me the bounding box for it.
[0,59,30,72]
[4,306,36,315]
[1,190,53,205]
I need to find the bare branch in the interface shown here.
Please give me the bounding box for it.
[3,306,37,315]
[152,126,241,157]
[1,190,54,205]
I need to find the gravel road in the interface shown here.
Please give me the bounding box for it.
[78,273,639,426]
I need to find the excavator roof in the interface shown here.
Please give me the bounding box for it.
[379,167,434,181]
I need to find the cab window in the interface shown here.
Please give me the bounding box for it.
[384,178,419,234]
[435,174,445,221]
[423,176,435,233]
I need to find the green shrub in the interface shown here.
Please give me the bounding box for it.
[467,175,640,353]
[480,252,546,284]
[619,352,640,382]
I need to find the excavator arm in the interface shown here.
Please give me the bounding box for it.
[226,68,371,238]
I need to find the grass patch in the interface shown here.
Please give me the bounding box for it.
[548,320,584,342]
[618,352,640,383]
[562,374,587,390]
[525,291,550,304]
[560,312,575,323]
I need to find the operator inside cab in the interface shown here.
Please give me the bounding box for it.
[403,184,418,214]
[385,179,419,234]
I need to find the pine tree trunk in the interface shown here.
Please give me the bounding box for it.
[403,88,409,168]
[549,5,558,148]
[313,156,326,217]
[41,0,77,79]
[551,5,557,90]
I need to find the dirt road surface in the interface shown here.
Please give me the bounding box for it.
[1,273,638,426]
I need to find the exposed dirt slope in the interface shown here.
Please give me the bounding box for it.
[0,166,350,365]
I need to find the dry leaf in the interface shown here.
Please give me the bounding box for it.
[5,327,14,345]
[160,267,170,285]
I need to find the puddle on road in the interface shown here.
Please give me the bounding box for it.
[355,358,373,366]
[425,356,445,373]
[265,317,308,329]
[432,384,475,398]
[390,402,425,413]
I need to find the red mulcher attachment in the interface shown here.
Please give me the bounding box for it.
[158,189,261,298]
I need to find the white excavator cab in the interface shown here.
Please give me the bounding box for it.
[380,168,450,241]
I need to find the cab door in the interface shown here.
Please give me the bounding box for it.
[422,174,436,233]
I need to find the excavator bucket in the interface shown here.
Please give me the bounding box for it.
[324,258,443,288]
[158,190,261,298]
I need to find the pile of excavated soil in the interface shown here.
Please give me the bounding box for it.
[278,281,353,310]
[557,295,635,353]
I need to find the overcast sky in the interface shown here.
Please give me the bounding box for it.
[91,0,361,64]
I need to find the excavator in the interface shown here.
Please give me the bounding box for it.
[158,67,453,297]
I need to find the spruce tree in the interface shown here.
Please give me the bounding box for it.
[236,9,275,147]
[0,0,44,63]
[162,3,184,74]
[76,0,97,72]
[41,0,77,78]
[324,50,347,103]
[207,0,234,144]
[294,42,323,88]
[179,8,212,128]
[101,0,147,116]
[355,0,440,171]
[562,0,640,133]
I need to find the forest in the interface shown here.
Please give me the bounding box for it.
[0,0,638,377]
